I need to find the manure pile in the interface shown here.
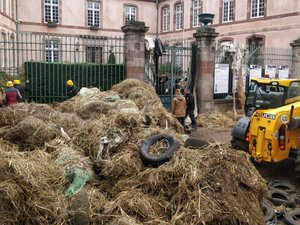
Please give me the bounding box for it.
[0,79,267,225]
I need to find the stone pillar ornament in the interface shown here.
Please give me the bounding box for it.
[193,13,219,113]
[122,21,149,80]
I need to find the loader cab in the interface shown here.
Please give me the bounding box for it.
[245,79,286,116]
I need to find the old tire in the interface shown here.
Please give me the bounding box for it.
[293,193,300,205]
[231,137,248,151]
[295,153,300,179]
[260,199,276,222]
[268,189,296,208]
[268,180,296,194]
[140,134,180,167]
[283,209,300,225]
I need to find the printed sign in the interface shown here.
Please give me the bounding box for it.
[249,65,262,79]
[214,64,229,94]
[265,65,276,78]
[278,66,289,79]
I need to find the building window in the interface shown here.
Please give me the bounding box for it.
[192,0,201,27]
[124,5,137,22]
[44,0,59,23]
[248,36,263,65]
[0,1,2,12]
[86,46,102,63]
[162,7,170,32]
[251,0,264,18]
[223,0,233,22]
[45,40,59,62]
[87,1,100,27]
[175,3,183,30]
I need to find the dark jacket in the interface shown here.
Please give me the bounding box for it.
[14,84,26,102]
[184,92,195,111]
[67,85,79,98]
[3,87,22,106]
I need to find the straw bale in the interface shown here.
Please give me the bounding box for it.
[112,79,161,110]
[4,116,60,148]
[0,147,67,224]
[197,111,235,128]
[0,103,57,127]
[76,101,114,119]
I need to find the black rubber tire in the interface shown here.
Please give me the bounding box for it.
[268,180,296,194]
[283,209,300,225]
[267,188,296,208]
[140,134,180,167]
[293,193,300,205]
[260,199,276,222]
[231,137,248,151]
[295,153,300,179]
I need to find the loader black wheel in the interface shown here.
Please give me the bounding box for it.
[283,209,300,225]
[140,134,180,167]
[231,137,248,151]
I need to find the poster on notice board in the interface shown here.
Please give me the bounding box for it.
[214,64,229,94]
[278,66,289,79]
[265,65,276,78]
[249,65,262,79]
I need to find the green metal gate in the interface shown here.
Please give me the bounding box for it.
[154,42,194,110]
[0,32,125,103]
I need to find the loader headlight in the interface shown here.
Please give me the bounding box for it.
[268,143,272,151]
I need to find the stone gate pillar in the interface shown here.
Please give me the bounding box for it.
[290,38,300,78]
[193,26,219,113]
[121,21,149,80]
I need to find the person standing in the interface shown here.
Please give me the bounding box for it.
[172,89,187,131]
[3,81,22,106]
[66,80,79,98]
[13,79,26,102]
[184,88,197,130]
[0,87,3,107]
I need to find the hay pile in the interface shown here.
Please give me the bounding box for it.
[0,79,267,225]
[197,111,235,128]
[0,140,68,224]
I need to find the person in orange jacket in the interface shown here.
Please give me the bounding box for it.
[172,88,187,131]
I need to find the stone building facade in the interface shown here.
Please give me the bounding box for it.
[1,0,299,48]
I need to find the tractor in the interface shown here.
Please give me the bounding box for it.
[231,77,300,176]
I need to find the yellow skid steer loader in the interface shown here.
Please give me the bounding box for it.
[231,78,300,176]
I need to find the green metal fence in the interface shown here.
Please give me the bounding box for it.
[0,32,125,103]
[151,40,193,110]
[214,45,294,100]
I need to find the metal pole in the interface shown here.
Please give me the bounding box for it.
[156,0,159,39]
[16,0,20,77]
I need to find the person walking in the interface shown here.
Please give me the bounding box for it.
[172,88,187,132]
[66,80,79,98]
[13,79,26,102]
[184,88,197,130]
[2,81,22,106]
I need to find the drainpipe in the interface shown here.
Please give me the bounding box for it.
[156,0,159,38]
[16,0,19,76]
